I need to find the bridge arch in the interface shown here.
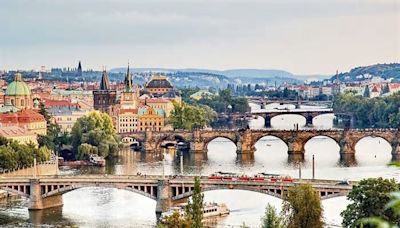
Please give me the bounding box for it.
[270,114,306,128]
[156,134,190,151]
[172,186,347,201]
[204,136,238,153]
[354,135,393,164]
[42,184,157,201]
[173,185,284,201]
[304,135,340,153]
[0,186,30,198]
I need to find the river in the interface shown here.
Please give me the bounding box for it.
[0,103,399,227]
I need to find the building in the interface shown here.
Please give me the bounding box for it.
[0,126,38,145]
[93,70,117,115]
[0,109,47,135]
[48,107,90,132]
[138,106,165,131]
[120,65,140,109]
[116,109,138,133]
[143,98,174,117]
[190,90,214,100]
[144,76,173,96]
[4,73,33,109]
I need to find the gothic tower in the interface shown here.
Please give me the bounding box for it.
[120,63,139,109]
[93,69,117,114]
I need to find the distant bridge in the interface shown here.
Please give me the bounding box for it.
[246,97,333,108]
[0,175,354,214]
[121,129,400,161]
[251,108,333,127]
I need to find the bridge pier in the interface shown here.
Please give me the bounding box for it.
[28,179,63,210]
[305,114,313,127]
[264,114,271,128]
[155,179,172,216]
[391,143,400,161]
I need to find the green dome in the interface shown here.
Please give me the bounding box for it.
[5,73,31,96]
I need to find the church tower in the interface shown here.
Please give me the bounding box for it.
[93,69,117,114]
[120,63,139,109]
[77,61,82,77]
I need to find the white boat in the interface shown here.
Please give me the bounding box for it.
[161,202,230,221]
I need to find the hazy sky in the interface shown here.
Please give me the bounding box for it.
[0,0,399,75]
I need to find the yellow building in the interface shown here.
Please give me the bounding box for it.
[0,126,38,145]
[117,109,138,133]
[144,98,174,117]
[138,106,165,131]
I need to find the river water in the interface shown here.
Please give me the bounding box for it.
[1,103,399,227]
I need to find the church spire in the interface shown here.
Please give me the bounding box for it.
[124,62,133,92]
[100,68,111,90]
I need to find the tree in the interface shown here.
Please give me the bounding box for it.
[261,204,283,228]
[71,111,119,159]
[0,146,17,170]
[185,176,204,228]
[282,184,323,228]
[341,178,400,228]
[170,102,216,130]
[158,211,192,228]
[363,85,370,98]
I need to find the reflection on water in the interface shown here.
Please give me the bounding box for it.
[1,112,399,227]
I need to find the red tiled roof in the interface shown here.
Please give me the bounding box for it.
[0,109,45,124]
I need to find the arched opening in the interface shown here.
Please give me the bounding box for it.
[254,136,288,169]
[60,187,156,226]
[355,136,392,166]
[322,196,350,226]
[270,114,306,129]
[203,189,283,227]
[304,136,340,169]
[249,115,265,129]
[312,114,335,129]
[205,137,237,171]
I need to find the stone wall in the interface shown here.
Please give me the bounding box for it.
[0,162,58,177]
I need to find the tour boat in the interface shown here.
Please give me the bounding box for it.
[89,155,106,167]
[160,202,230,221]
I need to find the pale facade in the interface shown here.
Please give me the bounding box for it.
[0,126,38,145]
[49,107,90,132]
[117,109,139,133]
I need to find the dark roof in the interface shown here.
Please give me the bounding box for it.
[100,70,111,90]
[145,77,173,89]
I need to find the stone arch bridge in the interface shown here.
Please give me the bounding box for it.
[0,175,353,215]
[121,129,400,160]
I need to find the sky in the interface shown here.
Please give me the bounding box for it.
[0,0,399,75]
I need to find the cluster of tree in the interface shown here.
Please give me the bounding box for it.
[179,87,249,113]
[333,91,400,128]
[195,89,250,113]
[170,102,216,130]
[330,63,400,82]
[340,177,400,227]
[37,102,69,151]
[158,176,204,228]
[0,137,51,170]
[71,111,120,159]
[260,183,323,228]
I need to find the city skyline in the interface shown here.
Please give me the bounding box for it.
[0,0,399,75]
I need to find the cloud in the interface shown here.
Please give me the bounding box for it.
[0,0,398,73]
